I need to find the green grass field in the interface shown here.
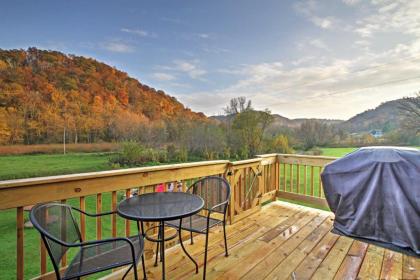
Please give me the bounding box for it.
[0,153,113,180]
[0,146,418,278]
[320,147,358,157]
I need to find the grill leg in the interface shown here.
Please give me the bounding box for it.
[190,231,194,244]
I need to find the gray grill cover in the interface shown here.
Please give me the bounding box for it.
[321,147,420,256]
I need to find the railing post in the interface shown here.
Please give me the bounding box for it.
[258,161,265,196]
[111,191,117,238]
[125,189,131,237]
[275,160,280,191]
[227,163,235,224]
[79,196,86,240]
[17,206,24,280]
[96,193,102,240]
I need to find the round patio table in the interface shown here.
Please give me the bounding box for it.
[117,192,204,280]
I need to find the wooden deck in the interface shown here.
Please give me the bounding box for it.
[108,201,420,280]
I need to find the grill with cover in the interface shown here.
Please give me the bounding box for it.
[321,147,420,257]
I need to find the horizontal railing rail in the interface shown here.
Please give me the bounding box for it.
[0,153,338,279]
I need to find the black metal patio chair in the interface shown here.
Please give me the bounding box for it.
[30,203,147,280]
[165,176,231,280]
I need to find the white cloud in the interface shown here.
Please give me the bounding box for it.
[162,59,207,80]
[176,38,420,119]
[121,28,157,38]
[152,72,176,81]
[309,39,330,50]
[294,1,337,29]
[312,17,333,29]
[354,1,420,38]
[198,33,210,39]
[342,0,361,6]
[291,56,316,66]
[202,47,230,54]
[102,41,134,53]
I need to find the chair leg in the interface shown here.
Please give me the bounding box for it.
[223,222,229,257]
[203,231,210,280]
[141,254,147,280]
[133,262,139,280]
[122,264,134,280]
[179,230,198,273]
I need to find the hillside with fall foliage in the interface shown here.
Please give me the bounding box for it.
[0,48,206,144]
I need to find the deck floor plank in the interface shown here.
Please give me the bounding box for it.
[333,240,369,280]
[403,255,420,279]
[201,208,310,280]
[241,212,326,280]
[101,201,420,280]
[291,231,340,279]
[380,249,403,280]
[310,236,354,280]
[199,209,315,279]
[263,216,334,280]
[357,244,385,280]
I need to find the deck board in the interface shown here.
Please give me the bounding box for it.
[103,201,420,280]
[334,240,369,280]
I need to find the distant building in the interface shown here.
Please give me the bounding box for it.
[370,129,383,138]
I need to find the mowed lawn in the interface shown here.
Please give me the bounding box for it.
[320,147,358,157]
[0,153,113,180]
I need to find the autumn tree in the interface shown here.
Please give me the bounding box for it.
[266,134,293,154]
[398,93,420,134]
[224,96,252,115]
[297,120,333,150]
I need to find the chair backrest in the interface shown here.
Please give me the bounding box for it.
[188,176,231,214]
[30,203,82,270]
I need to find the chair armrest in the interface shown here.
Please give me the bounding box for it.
[209,200,229,214]
[72,206,116,217]
[77,237,135,248]
[72,237,141,255]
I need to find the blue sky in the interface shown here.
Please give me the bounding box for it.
[2,0,420,119]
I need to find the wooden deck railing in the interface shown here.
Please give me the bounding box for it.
[0,153,337,279]
[276,154,337,208]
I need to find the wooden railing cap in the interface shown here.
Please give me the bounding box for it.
[0,160,230,189]
[230,158,262,166]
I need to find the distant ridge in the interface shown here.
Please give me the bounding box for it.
[341,99,404,132]
[210,113,342,127]
[211,98,407,133]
